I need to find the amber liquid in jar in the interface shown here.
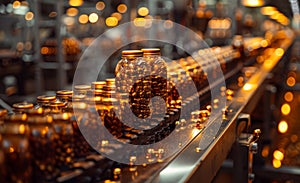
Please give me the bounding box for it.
[0,114,32,183]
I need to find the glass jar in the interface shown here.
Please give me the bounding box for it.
[0,109,7,130]
[49,100,66,114]
[35,95,56,113]
[74,84,91,95]
[115,50,151,119]
[26,109,59,182]
[142,48,168,117]
[56,90,73,104]
[71,101,93,158]
[52,113,74,170]
[0,113,32,183]
[12,102,34,114]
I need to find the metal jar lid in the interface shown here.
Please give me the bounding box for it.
[141,48,161,56]
[122,50,143,59]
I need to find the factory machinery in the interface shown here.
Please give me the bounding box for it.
[0,26,294,183]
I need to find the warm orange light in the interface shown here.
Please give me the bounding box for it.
[272,159,281,168]
[13,1,21,9]
[286,76,296,87]
[117,4,127,13]
[275,48,284,57]
[281,103,291,115]
[278,120,288,133]
[96,1,105,11]
[89,13,98,23]
[105,17,118,27]
[69,0,83,7]
[273,150,284,161]
[25,11,34,21]
[66,8,78,17]
[260,40,268,47]
[138,7,149,16]
[41,47,49,54]
[19,124,26,134]
[134,18,146,27]
[163,20,173,29]
[284,92,294,102]
[191,128,201,138]
[261,6,277,15]
[261,146,269,158]
[243,83,254,91]
[78,14,88,24]
[111,12,122,21]
[9,147,14,153]
[242,0,264,7]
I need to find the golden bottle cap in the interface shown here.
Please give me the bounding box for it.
[91,81,106,89]
[122,50,143,58]
[13,102,34,110]
[37,95,56,103]
[74,84,91,91]
[106,78,116,85]
[49,101,66,108]
[141,48,161,56]
[56,90,73,97]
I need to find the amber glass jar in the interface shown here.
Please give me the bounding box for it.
[26,109,59,182]
[0,114,32,183]
[35,95,56,113]
[56,90,73,103]
[71,101,93,158]
[52,112,74,170]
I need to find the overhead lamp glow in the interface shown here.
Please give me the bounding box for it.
[105,17,118,27]
[138,7,149,16]
[117,4,127,13]
[12,1,21,9]
[96,1,105,11]
[281,103,291,115]
[25,11,34,21]
[89,13,98,23]
[69,0,83,7]
[66,8,78,17]
[111,12,122,21]
[261,6,277,15]
[278,120,288,134]
[273,150,284,161]
[242,0,264,7]
[78,14,88,24]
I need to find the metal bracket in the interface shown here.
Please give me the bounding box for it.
[233,128,261,183]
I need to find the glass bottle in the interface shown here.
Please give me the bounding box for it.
[115,50,151,119]
[0,113,32,183]
[26,108,59,182]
